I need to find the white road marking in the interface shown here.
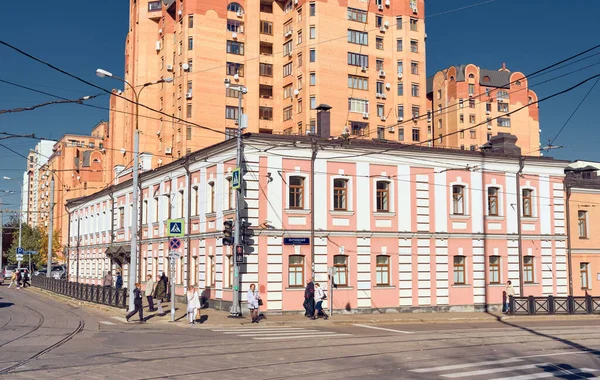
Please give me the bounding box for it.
[99,321,115,325]
[214,328,307,332]
[491,367,598,380]
[237,331,342,337]
[411,358,522,373]
[352,324,413,334]
[253,334,351,340]
[442,363,551,378]
[519,350,597,359]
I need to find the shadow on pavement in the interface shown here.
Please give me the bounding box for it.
[0,302,14,308]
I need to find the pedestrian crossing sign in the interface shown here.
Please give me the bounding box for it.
[232,168,241,190]
[167,219,184,237]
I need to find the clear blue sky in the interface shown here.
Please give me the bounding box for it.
[1,0,599,214]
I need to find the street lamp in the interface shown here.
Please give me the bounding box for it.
[224,79,247,317]
[3,177,23,270]
[96,68,172,312]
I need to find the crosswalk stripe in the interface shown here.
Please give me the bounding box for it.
[442,363,551,378]
[222,330,321,334]
[490,367,598,380]
[411,358,522,373]
[254,334,351,340]
[212,328,307,332]
[99,321,115,325]
[237,331,341,337]
[352,324,413,334]
[111,317,128,323]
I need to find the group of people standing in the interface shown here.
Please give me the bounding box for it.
[7,269,31,289]
[303,278,329,320]
[125,273,170,322]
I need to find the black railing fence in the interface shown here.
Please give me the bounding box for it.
[32,276,128,309]
[509,295,600,315]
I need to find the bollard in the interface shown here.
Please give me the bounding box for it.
[528,295,536,315]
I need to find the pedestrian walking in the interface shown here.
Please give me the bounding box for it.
[314,283,329,320]
[115,271,123,290]
[16,270,22,289]
[153,273,167,315]
[22,269,31,288]
[145,274,155,311]
[7,271,17,289]
[247,283,261,323]
[102,271,113,287]
[503,280,515,313]
[126,282,145,322]
[186,285,201,325]
[303,278,315,319]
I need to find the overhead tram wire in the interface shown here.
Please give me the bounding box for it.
[0,39,225,137]
[0,94,104,115]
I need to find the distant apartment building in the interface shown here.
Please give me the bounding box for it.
[427,63,540,154]
[107,0,428,168]
[565,161,600,296]
[22,140,56,227]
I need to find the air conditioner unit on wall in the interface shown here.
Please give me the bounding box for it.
[166,64,173,72]
[378,4,384,11]
[186,92,192,99]
[362,112,369,119]
[379,70,386,77]
[165,147,173,155]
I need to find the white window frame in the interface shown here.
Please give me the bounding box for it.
[329,176,353,213]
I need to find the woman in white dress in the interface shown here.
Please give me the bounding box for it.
[186,285,201,325]
[247,283,261,323]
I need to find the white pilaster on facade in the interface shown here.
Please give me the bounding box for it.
[397,165,412,232]
[435,239,449,305]
[266,237,283,311]
[356,239,371,309]
[197,239,206,289]
[215,247,223,299]
[314,159,328,230]
[417,238,431,305]
[356,162,371,231]
[415,175,430,232]
[243,154,261,227]
[471,171,484,234]
[507,239,520,295]
[555,239,568,295]
[472,240,486,305]
[398,238,413,306]
[434,170,447,232]
[314,238,328,284]
[199,168,207,234]
[552,182,565,235]
[505,173,518,234]
[539,175,551,234]
[540,240,554,295]
[266,156,283,230]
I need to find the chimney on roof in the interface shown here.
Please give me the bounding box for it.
[500,62,508,72]
[482,133,521,156]
[316,104,332,139]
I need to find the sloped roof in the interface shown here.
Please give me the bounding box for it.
[427,65,512,94]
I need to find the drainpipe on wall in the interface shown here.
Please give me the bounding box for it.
[184,157,192,289]
[565,183,573,296]
[515,156,525,295]
[65,205,71,282]
[138,180,143,284]
[109,188,115,275]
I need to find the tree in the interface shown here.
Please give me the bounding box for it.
[7,223,44,268]
[39,228,63,266]
[1,215,19,265]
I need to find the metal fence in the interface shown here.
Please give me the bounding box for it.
[32,276,128,309]
[509,295,600,315]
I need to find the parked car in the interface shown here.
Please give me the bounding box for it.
[50,265,67,280]
[2,265,18,285]
[34,267,47,276]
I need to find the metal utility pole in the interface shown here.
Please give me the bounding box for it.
[0,198,3,272]
[310,137,318,280]
[76,216,80,283]
[46,175,55,277]
[565,185,573,296]
[515,156,525,294]
[65,207,71,282]
[226,80,247,317]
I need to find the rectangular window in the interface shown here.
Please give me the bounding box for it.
[226,87,240,98]
[459,114,464,124]
[376,255,390,286]
[283,106,293,121]
[488,187,499,216]
[376,59,384,71]
[396,39,403,52]
[469,99,476,108]
[580,262,590,289]
[470,130,476,139]
[225,128,237,140]
[283,40,293,56]
[310,26,316,39]
[186,103,192,118]
[377,126,385,139]
[260,106,273,120]
[350,121,368,136]
[348,75,368,90]
[227,19,243,32]
[347,7,367,23]
[334,255,348,286]
[375,15,383,27]
[310,96,317,110]
[148,1,161,11]
[187,37,193,50]
[412,128,420,141]
[309,2,315,16]
[522,189,533,217]
[226,62,244,76]
[398,128,404,141]
[260,63,273,77]
[498,102,509,112]
[188,15,194,28]
[523,256,534,283]
[225,106,240,120]
[469,114,476,124]
[396,16,403,29]
[486,103,492,113]
[348,52,368,67]
[497,118,511,127]
[410,40,418,53]
[297,30,303,44]
[309,49,316,62]
[397,83,404,96]
[468,84,475,95]
[376,181,389,212]
[348,98,369,113]
[489,256,500,284]
[283,84,293,99]
[283,62,293,77]
[411,83,419,97]
[260,20,272,35]
[411,106,419,118]
[289,255,305,287]
[376,36,384,50]
[186,126,192,140]
[259,85,273,99]
[118,207,125,228]
[348,29,368,45]
[333,179,348,210]
[452,185,465,215]
[578,210,587,238]
[289,176,304,209]
[409,17,418,31]
[411,61,419,75]
[376,82,384,94]
[454,256,466,284]
[310,72,316,85]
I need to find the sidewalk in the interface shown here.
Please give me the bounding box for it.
[30,286,599,328]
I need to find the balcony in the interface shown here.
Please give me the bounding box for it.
[147,1,162,19]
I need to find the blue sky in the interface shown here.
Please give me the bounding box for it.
[0,0,599,214]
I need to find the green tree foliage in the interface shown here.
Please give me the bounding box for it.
[5,220,62,268]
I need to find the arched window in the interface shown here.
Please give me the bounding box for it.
[449,75,455,81]
[227,2,243,13]
[483,76,490,82]
[468,73,475,79]
[515,80,522,86]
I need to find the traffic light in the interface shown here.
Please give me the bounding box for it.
[240,221,254,246]
[223,220,234,246]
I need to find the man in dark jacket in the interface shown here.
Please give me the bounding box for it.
[126,282,145,322]
[22,269,31,288]
[153,274,168,315]
[303,278,315,319]
[115,272,123,290]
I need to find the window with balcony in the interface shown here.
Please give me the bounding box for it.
[348,52,368,67]
[347,7,367,22]
[226,62,244,76]
[260,63,273,77]
[348,98,369,113]
[348,29,368,45]
[259,85,273,99]
[497,118,511,127]
[497,90,509,100]
[348,75,368,90]
[350,121,368,136]
[260,106,273,121]
[260,20,272,35]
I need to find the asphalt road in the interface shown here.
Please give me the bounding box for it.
[1,285,600,379]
